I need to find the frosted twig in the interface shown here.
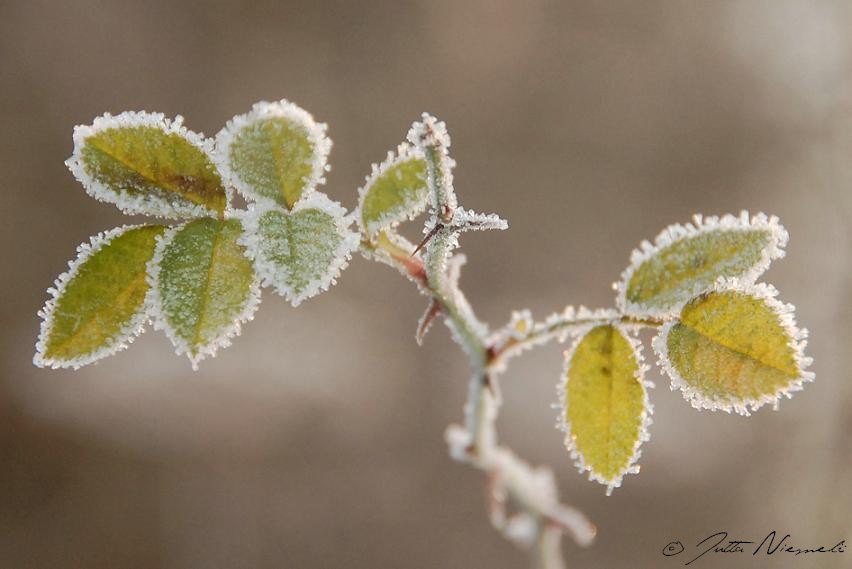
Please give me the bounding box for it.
[362,113,596,568]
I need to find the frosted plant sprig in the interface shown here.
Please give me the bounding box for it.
[35,101,814,569]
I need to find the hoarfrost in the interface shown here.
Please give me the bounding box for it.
[214,99,331,208]
[652,279,814,416]
[615,211,788,318]
[238,192,359,306]
[355,143,428,238]
[66,111,225,219]
[146,220,261,370]
[33,225,158,369]
[557,326,653,495]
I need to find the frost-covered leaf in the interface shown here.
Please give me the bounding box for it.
[616,212,787,318]
[654,283,813,415]
[148,218,259,368]
[66,112,227,218]
[560,324,651,494]
[34,225,166,369]
[239,193,359,306]
[357,143,428,239]
[215,100,330,209]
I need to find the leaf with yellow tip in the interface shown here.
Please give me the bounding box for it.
[559,324,651,495]
[356,144,428,239]
[67,112,227,218]
[653,283,813,415]
[148,218,260,369]
[215,100,331,209]
[616,212,787,317]
[34,224,166,369]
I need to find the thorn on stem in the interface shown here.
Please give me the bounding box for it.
[416,298,442,345]
[412,223,443,256]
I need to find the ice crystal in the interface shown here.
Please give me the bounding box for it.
[66,111,226,218]
[146,218,261,369]
[215,99,331,209]
[34,224,165,369]
[238,192,359,306]
[557,325,652,495]
[652,279,813,416]
[615,211,787,318]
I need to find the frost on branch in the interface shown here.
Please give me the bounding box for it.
[653,280,813,416]
[66,111,227,218]
[215,99,331,210]
[147,218,260,369]
[356,143,429,239]
[34,224,166,369]
[616,211,787,318]
[238,193,359,306]
[406,113,457,216]
[559,325,652,495]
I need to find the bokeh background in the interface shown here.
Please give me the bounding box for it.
[2,1,850,567]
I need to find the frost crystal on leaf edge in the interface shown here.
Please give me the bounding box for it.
[145,221,262,370]
[614,211,789,318]
[486,306,621,374]
[66,111,225,219]
[651,278,814,416]
[214,99,331,207]
[355,142,429,238]
[557,325,653,496]
[237,192,360,307]
[34,224,159,369]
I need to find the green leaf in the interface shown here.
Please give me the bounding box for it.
[560,324,650,494]
[215,100,330,209]
[240,193,359,306]
[34,224,166,369]
[67,112,227,218]
[149,218,259,368]
[357,144,428,239]
[654,283,813,415]
[617,212,787,317]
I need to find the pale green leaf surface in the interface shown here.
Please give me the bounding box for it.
[35,225,166,368]
[562,325,648,493]
[151,218,258,367]
[657,286,811,414]
[241,194,357,306]
[68,112,227,218]
[358,147,428,238]
[618,213,786,317]
[216,100,330,209]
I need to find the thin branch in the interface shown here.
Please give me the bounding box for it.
[361,113,598,568]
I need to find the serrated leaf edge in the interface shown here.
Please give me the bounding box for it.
[34,224,162,369]
[614,211,789,318]
[557,324,653,495]
[651,278,814,416]
[66,111,226,219]
[145,221,261,370]
[237,192,360,307]
[214,99,331,207]
[355,142,429,239]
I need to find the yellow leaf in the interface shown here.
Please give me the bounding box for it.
[67,112,227,218]
[560,325,651,494]
[654,283,813,415]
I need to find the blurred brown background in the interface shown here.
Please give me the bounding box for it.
[1,1,850,568]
